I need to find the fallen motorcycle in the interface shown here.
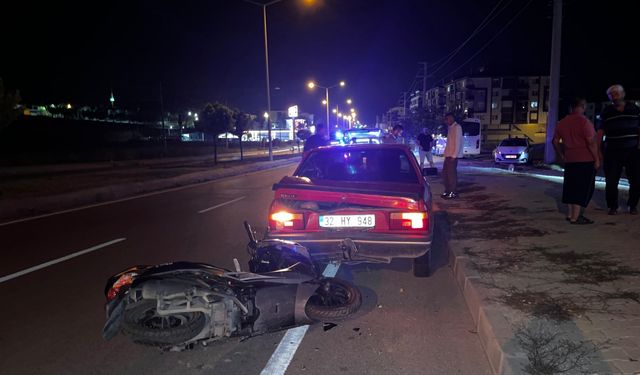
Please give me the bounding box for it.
[102,221,361,350]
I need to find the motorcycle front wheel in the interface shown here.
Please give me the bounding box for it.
[121,299,206,347]
[305,278,362,321]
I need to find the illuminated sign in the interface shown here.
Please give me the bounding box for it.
[288,105,299,118]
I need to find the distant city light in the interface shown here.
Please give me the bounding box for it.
[66,104,72,109]
[188,111,192,116]
[264,112,269,119]
[322,99,327,105]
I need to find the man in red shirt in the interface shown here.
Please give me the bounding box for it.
[552,97,601,224]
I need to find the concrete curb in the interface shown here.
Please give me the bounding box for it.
[452,253,523,375]
[0,157,299,222]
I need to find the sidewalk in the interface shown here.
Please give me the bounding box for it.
[437,160,640,374]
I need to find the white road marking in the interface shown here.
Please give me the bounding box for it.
[197,196,246,214]
[259,261,341,375]
[0,238,126,284]
[0,163,296,227]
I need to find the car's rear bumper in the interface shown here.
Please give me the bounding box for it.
[265,231,431,263]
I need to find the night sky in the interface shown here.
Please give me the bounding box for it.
[2,0,638,124]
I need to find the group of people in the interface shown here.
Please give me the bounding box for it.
[302,85,639,219]
[553,84,640,225]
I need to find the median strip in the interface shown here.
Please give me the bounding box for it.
[0,238,127,284]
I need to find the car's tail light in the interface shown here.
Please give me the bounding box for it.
[107,272,137,301]
[390,212,427,230]
[270,211,304,230]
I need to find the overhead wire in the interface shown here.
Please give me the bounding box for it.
[432,0,535,83]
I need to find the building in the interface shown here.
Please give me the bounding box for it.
[418,75,551,146]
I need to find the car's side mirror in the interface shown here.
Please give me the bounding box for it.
[422,167,438,176]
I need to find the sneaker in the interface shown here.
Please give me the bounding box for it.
[570,216,594,225]
[442,192,459,200]
[608,208,618,215]
[630,207,638,215]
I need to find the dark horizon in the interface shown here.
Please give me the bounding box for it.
[2,0,639,124]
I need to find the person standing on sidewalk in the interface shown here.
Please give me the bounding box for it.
[417,127,435,168]
[442,113,463,199]
[596,84,640,215]
[553,97,600,224]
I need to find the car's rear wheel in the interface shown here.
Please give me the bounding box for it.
[413,250,432,277]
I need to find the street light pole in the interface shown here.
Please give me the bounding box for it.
[246,0,283,161]
[325,88,330,138]
[262,4,274,161]
[308,80,345,138]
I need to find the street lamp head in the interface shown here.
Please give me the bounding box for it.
[321,99,327,105]
[332,108,337,114]
[339,81,345,87]
[346,99,352,104]
[263,112,270,119]
[350,108,355,113]
[307,81,316,89]
[338,113,342,117]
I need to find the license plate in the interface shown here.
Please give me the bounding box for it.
[319,215,375,228]
[505,155,518,159]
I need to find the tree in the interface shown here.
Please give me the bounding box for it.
[198,102,235,164]
[0,78,21,134]
[233,111,253,161]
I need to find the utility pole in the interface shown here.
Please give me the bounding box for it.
[545,0,562,164]
[419,62,428,107]
[402,91,407,119]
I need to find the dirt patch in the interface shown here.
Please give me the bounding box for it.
[501,289,585,322]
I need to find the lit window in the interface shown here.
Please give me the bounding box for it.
[531,101,539,109]
[491,102,498,109]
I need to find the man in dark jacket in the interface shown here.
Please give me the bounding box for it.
[304,123,329,152]
[597,84,640,215]
[417,127,435,168]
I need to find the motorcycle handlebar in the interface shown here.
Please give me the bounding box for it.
[244,221,257,245]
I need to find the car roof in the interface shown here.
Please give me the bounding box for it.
[310,143,411,152]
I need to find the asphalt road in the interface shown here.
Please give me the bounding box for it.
[0,165,491,375]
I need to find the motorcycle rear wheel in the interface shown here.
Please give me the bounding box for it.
[122,299,206,347]
[305,278,362,321]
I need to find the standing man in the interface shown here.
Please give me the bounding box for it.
[417,127,435,168]
[303,123,329,153]
[442,113,463,199]
[383,124,404,144]
[552,97,600,224]
[597,84,640,215]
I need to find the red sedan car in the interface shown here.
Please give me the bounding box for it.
[267,144,435,277]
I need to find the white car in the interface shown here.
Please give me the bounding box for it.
[493,137,530,164]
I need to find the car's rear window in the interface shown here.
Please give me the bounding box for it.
[500,138,527,147]
[296,148,418,183]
